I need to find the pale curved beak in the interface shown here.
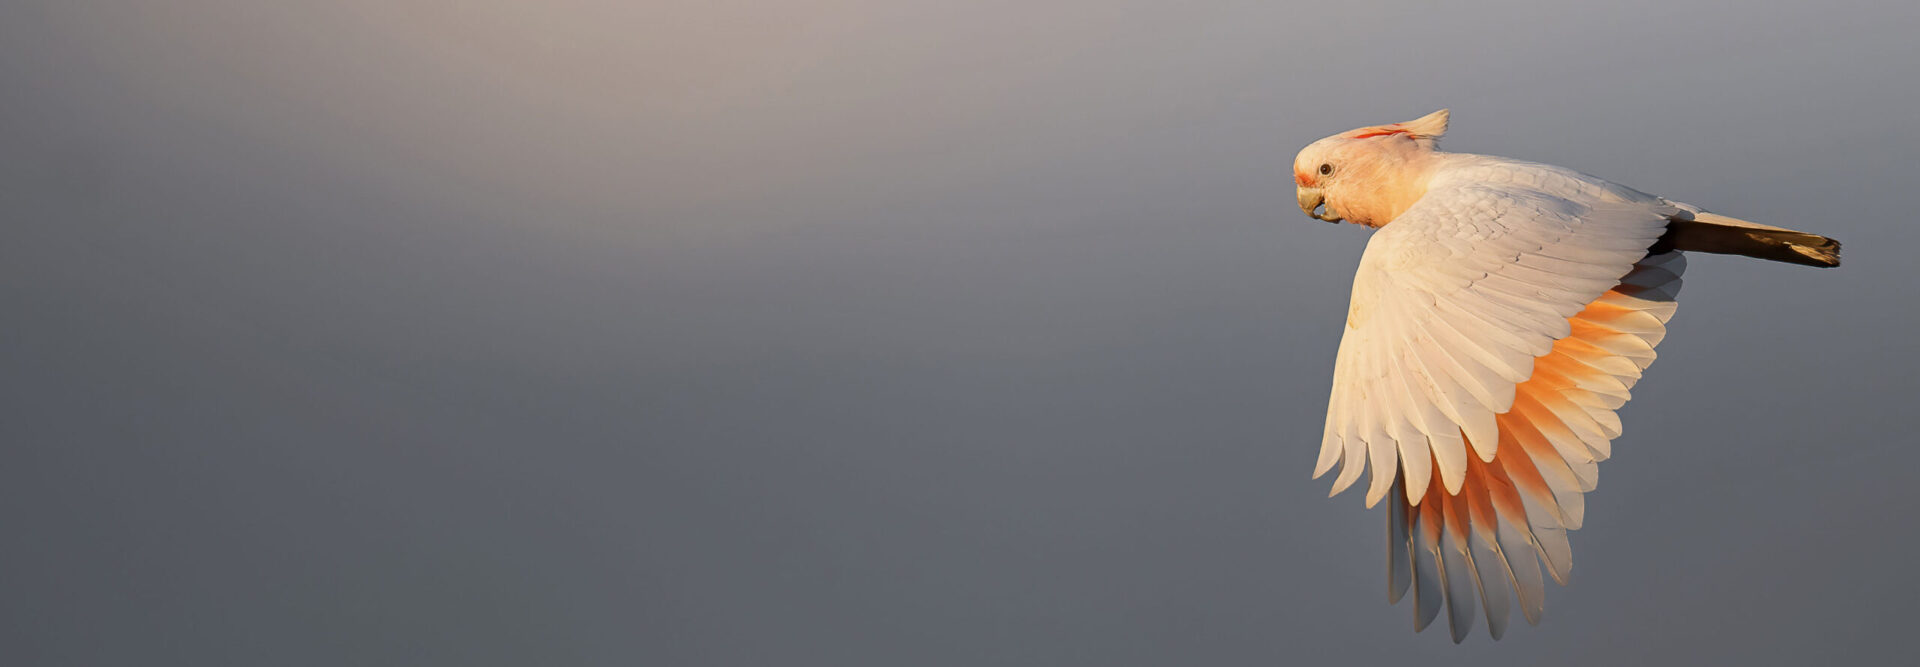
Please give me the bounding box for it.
[1297,186,1341,223]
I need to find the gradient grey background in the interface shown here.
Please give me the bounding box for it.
[4,1,1916,665]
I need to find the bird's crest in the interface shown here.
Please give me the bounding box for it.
[1341,109,1449,148]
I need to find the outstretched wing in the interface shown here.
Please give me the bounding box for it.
[1318,169,1684,640]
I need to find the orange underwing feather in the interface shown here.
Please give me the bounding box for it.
[1387,252,1685,641]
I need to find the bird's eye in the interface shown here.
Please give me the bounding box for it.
[1318,163,1333,176]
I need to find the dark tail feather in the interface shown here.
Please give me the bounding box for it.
[1653,212,1841,268]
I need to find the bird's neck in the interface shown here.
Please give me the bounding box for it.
[1340,151,1441,228]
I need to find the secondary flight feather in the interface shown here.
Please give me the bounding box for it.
[1296,110,1839,642]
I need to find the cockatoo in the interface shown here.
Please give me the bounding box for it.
[1297,110,1839,642]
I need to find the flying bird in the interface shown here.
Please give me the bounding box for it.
[1296,110,1839,642]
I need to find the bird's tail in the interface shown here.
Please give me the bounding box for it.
[1654,211,1841,268]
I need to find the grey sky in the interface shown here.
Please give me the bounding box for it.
[4,1,1917,665]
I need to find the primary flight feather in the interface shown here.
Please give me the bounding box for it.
[1296,109,1839,642]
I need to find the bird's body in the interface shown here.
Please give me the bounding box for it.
[1295,110,1839,642]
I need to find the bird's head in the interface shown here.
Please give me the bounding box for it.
[1294,109,1449,227]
